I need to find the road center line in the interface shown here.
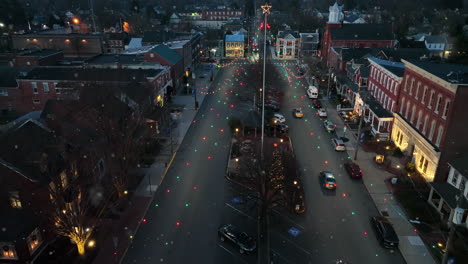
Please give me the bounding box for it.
[273,231,312,256]
[225,203,255,221]
[218,244,249,264]
[271,249,295,264]
[272,209,306,230]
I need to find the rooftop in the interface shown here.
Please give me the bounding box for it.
[449,155,468,176]
[17,49,63,58]
[225,34,244,42]
[278,30,300,39]
[0,208,39,241]
[404,60,468,84]
[330,24,394,41]
[85,54,144,65]
[150,45,183,65]
[19,67,162,82]
[369,57,405,77]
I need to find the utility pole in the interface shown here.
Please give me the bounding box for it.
[89,0,97,32]
[260,3,271,161]
[354,105,364,161]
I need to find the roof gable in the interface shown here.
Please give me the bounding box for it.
[150,45,182,65]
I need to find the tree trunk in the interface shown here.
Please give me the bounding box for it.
[76,241,86,255]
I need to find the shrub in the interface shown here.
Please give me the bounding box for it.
[393,147,403,158]
[406,162,416,173]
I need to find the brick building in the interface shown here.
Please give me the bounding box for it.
[144,45,183,93]
[201,9,243,20]
[365,58,405,139]
[0,120,62,263]
[14,67,170,113]
[14,49,64,67]
[391,60,468,182]
[11,33,104,57]
[321,2,395,66]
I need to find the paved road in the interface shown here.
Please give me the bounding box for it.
[264,59,406,264]
[123,59,261,264]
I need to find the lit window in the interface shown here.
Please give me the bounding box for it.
[1,244,16,259]
[65,39,70,43]
[43,82,49,93]
[9,192,21,209]
[27,229,42,254]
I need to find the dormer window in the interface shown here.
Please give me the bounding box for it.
[1,244,16,260]
[27,229,42,254]
[9,192,21,209]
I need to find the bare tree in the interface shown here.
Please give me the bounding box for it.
[48,151,112,256]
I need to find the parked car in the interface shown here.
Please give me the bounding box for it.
[371,216,399,249]
[317,108,327,118]
[292,108,304,118]
[312,99,322,109]
[265,103,280,111]
[273,113,286,123]
[344,162,362,179]
[320,171,337,190]
[324,120,336,132]
[218,224,256,254]
[332,138,346,151]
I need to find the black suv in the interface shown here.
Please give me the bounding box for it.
[218,224,256,254]
[371,216,399,249]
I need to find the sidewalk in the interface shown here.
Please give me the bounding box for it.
[326,99,436,264]
[92,63,217,264]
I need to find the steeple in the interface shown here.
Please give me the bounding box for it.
[328,1,344,24]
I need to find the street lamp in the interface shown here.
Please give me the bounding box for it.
[260,3,271,161]
[0,22,5,28]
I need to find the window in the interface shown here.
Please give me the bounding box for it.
[435,125,444,147]
[429,120,436,141]
[9,192,21,208]
[32,82,38,94]
[0,89,7,96]
[451,170,460,185]
[150,53,154,58]
[423,115,429,135]
[400,97,405,113]
[410,105,416,123]
[416,111,422,129]
[435,95,442,113]
[415,82,421,99]
[33,99,40,104]
[418,153,429,174]
[423,159,429,174]
[404,77,409,91]
[428,90,435,109]
[409,78,415,95]
[405,101,410,119]
[1,243,17,260]
[43,82,49,94]
[27,229,42,254]
[442,100,450,119]
[421,86,428,104]
[391,101,395,112]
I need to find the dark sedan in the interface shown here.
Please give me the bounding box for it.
[312,99,322,109]
[344,162,362,179]
[371,216,399,249]
[218,224,256,254]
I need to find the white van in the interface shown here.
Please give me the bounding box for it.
[306,86,318,99]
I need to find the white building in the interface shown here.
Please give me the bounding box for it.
[275,30,300,60]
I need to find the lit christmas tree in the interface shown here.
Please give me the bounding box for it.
[269,148,284,190]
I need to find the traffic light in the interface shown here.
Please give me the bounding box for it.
[266,23,271,29]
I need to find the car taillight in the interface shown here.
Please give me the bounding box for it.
[333,184,337,186]
[359,170,362,172]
